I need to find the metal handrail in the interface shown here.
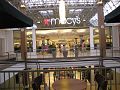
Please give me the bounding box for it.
[0,66,120,90]
[0,46,120,60]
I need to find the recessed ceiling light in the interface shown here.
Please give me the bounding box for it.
[20,4,26,8]
[83,19,86,21]
[97,0,103,4]
[37,21,40,24]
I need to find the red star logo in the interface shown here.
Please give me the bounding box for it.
[43,19,49,26]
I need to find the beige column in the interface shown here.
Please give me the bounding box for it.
[20,6,29,90]
[19,5,28,61]
[89,27,94,50]
[32,27,36,52]
[97,1,106,57]
[75,38,78,44]
[21,28,29,90]
[21,28,27,60]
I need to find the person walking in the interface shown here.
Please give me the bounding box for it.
[95,71,108,90]
[62,45,68,58]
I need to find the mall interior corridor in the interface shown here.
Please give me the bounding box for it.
[0,0,120,90]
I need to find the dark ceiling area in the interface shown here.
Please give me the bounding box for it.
[105,5,120,23]
[0,0,33,29]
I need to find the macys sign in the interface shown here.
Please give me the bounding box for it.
[43,16,81,26]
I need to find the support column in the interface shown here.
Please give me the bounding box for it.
[112,26,119,50]
[97,2,106,57]
[89,27,94,50]
[75,38,78,44]
[46,39,50,45]
[91,65,95,84]
[21,29,28,90]
[20,6,29,90]
[32,28,36,52]
[21,28,27,61]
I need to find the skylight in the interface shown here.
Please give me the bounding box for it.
[104,0,120,16]
[69,9,83,14]
[22,0,96,8]
[39,10,53,16]
[90,0,120,26]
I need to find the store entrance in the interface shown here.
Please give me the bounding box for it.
[33,28,92,57]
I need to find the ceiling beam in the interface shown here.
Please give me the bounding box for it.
[28,4,95,11]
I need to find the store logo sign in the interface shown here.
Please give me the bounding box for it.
[43,16,81,26]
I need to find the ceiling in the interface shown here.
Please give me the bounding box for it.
[5,0,102,28]
[7,0,120,28]
[0,0,33,29]
[105,5,120,23]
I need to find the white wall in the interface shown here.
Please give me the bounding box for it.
[0,30,14,54]
[0,30,6,55]
[0,30,5,38]
[5,30,14,52]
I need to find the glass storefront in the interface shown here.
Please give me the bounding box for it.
[13,27,112,52]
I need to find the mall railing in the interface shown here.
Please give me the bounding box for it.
[0,46,120,61]
[26,47,120,59]
[0,63,120,90]
[0,51,16,61]
[27,47,100,59]
[106,47,120,57]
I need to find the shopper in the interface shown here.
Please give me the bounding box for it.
[82,40,86,52]
[95,71,108,90]
[45,83,49,90]
[62,45,68,58]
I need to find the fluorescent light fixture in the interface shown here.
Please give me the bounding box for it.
[59,0,66,24]
[20,4,26,8]
[83,19,86,21]
[37,21,40,24]
[97,0,103,4]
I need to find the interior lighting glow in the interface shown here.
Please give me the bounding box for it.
[27,32,32,35]
[60,29,72,33]
[95,29,99,33]
[14,43,20,44]
[36,31,48,35]
[59,0,66,24]
[77,29,86,33]
[36,30,58,34]
[49,30,58,33]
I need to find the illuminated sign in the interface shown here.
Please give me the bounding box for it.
[43,16,81,26]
